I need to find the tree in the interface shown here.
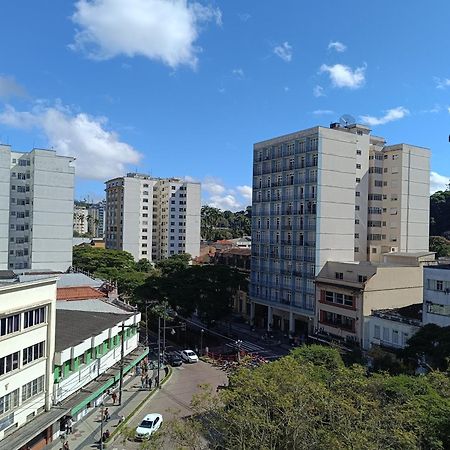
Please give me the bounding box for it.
[430,188,450,236]
[155,253,191,276]
[172,347,450,449]
[429,236,450,257]
[201,206,222,241]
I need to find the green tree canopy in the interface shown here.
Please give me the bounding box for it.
[201,205,251,241]
[180,347,450,450]
[430,236,450,257]
[430,188,450,237]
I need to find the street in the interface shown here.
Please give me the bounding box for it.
[110,360,227,449]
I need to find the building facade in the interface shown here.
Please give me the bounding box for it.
[423,264,450,327]
[0,144,75,272]
[314,257,427,349]
[87,201,105,238]
[73,205,89,235]
[250,123,430,334]
[105,173,201,261]
[0,277,57,445]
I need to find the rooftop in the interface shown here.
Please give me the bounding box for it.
[56,298,127,314]
[55,310,132,352]
[372,303,422,326]
[57,286,106,301]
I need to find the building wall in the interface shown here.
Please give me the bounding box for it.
[0,145,10,270]
[423,266,450,327]
[185,182,201,258]
[366,314,420,350]
[73,206,88,235]
[0,278,57,442]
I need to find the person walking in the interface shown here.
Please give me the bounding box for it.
[148,377,153,390]
[111,391,117,405]
[104,408,110,422]
[66,417,73,434]
[63,441,70,450]
[145,374,149,389]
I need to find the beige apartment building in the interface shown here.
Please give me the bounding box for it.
[250,122,430,335]
[314,253,434,348]
[105,173,201,262]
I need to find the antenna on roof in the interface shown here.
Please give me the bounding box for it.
[339,114,356,128]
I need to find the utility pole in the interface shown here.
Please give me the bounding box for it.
[118,322,125,405]
[99,402,104,449]
[157,316,161,388]
[200,329,204,356]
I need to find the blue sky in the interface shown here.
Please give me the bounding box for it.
[0,0,449,210]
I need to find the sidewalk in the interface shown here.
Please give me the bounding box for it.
[49,368,169,450]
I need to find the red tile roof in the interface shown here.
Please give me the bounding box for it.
[57,286,106,301]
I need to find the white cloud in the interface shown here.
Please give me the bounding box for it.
[238,12,251,22]
[435,77,450,89]
[237,185,252,202]
[0,103,142,180]
[359,106,409,126]
[273,42,293,62]
[313,109,334,115]
[319,63,366,89]
[203,177,226,196]
[232,68,244,79]
[0,75,26,99]
[328,41,346,52]
[208,194,241,210]
[430,171,450,193]
[313,85,325,97]
[70,0,222,68]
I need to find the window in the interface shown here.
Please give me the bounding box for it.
[335,272,343,280]
[356,164,361,169]
[374,325,380,339]
[22,376,44,403]
[23,342,45,365]
[24,307,45,328]
[437,280,444,291]
[0,389,19,415]
[356,177,361,183]
[358,275,368,283]
[392,330,399,345]
[355,191,360,197]
[356,150,362,155]
[0,314,20,336]
[354,247,359,253]
[0,352,20,375]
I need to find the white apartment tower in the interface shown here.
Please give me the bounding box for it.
[105,173,201,261]
[250,123,430,335]
[0,145,75,272]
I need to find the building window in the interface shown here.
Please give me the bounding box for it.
[0,352,20,375]
[22,376,44,403]
[358,275,368,283]
[335,272,343,280]
[374,325,380,339]
[23,342,45,366]
[356,164,361,169]
[24,307,45,328]
[0,314,20,336]
[436,280,444,291]
[0,389,19,416]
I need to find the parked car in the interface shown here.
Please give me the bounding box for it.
[135,413,163,441]
[180,349,199,363]
[165,351,183,367]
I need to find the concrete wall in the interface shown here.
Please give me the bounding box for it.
[316,127,356,273]
[122,177,143,261]
[0,145,10,270]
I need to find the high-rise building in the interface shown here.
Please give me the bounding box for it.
[87,200,106,238]
[250,123,430,335]
[0,145,75,272]
[105,173,201,261]
[73,204,89,235]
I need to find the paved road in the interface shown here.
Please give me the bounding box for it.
[110,360,227,449]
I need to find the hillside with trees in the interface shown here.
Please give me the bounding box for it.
[201,205,251,241]
[430,188,450,256]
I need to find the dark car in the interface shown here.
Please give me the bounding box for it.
[165,352,183,367]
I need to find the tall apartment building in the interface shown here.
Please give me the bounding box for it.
[88,200,105,238]
[250,123,430,335]
[105,173,201,261]
[73,204,89,235]
[0,145,75,272]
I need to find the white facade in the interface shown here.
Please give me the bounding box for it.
[73,205,89,235]
[367,309,421,350]
[105,173,201,261]
[0,144,75,272]
[0,278,57,442]
[423,265,450,327]
[53,311,141,407]
[250,123,430,331]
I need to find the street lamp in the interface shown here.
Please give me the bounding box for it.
[99,401,105,450]
[236,339,243,362]
[200,329,204,356]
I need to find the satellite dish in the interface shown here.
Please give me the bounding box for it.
[339,114,356,128]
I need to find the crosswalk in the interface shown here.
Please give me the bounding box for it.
[225,340,268,354]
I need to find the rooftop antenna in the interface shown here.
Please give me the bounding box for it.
[339,114,356,128]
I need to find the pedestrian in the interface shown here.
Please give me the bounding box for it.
[145,374,149,388]
[104,408,110,422]
[164,366,169,377]
[118,414,125,425]
[111,391,117,405]
[66,417,73,434]
[63,441,70,450]
[141,375,145,389]
[148,377,152,390]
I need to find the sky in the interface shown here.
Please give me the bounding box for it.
[0,0,449,210]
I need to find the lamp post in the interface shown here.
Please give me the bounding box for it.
[236,339,243,362]
[200,329,204,356]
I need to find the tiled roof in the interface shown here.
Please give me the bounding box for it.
[57,286,106,301]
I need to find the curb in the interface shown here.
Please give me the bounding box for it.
[104,367,173,448]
